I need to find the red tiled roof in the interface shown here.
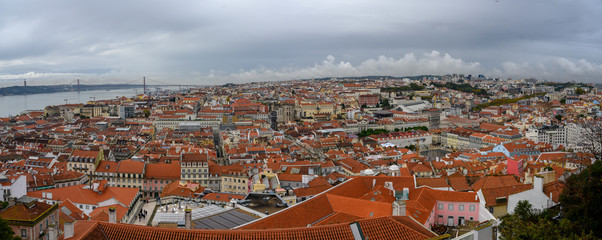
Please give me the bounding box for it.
[28,184,139,206]
[293,185,333,198]
[89,204,128,222]
[241,176,416,230]
[277,173,303,182]
[416,177,450,189]
[0,201,57,222]
[117,159,145,174]
[144,161,181,180]
[308,176,332,187]
[71,149,99,158]
[69,216,436,240]
[446,173,471,191]
[481,184,532,207]
[543,181,565,203]
[160,181,205,198]
[471,174,522,191]
[202,192,245,203]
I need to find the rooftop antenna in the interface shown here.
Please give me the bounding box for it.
[24,79,27,87]
[143,76,146,95]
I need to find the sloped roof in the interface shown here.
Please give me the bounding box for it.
[416,177,450,189]
[145,161,181,180]
[471,174,522,191]
[116,159,145,174]
[240,176,416,230]
[0,201,57,222]
[481,184,532,206]
[89,204,128,222]
[28,184,139,206]
[160,181,205,198]
[69,216,436,240]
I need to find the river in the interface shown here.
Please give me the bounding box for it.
[0,86,184,117]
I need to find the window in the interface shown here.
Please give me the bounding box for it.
[438,203,443,210]
[21,229,27,238]
[459,204,464,211]
[469,205,475,211]
[448,204,454,211]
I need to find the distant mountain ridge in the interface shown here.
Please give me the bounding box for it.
[0,84,145,96]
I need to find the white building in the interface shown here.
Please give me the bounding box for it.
[507,176,554,214]
[0,174,27,201]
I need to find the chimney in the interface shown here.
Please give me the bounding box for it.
[534,175,543,193]
[349,222,365,240]
[392,200,406,216]
[7,197,15,207]
[109,207,116,223]
[49,224,57,240]
[185,209,192,229]
[402,187,410,200]
[64,222,74,239]
[384,181,395,197]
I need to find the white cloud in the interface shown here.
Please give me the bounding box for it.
[2,52,601,87]
[204,51,483,83]
[497,57,602,82]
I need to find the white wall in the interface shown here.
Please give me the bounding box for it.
[10,175,28,199]
[507,177,553,213]
[507,190,552,214]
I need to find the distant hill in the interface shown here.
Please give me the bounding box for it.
[306,75,441,81]
[0,84,145,96]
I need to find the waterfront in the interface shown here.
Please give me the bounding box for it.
[0,87,182,117]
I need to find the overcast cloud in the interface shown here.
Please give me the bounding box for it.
[1,0,601,86]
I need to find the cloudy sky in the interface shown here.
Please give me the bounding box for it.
[1,0,601,86]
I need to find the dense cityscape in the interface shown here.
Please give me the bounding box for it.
[1,75,601,239]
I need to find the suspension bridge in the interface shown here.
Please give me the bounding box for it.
[16,77,199,95]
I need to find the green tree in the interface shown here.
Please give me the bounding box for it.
[499,200,596,240]
[0,217,21,240]
[575,88,586,95]
[555,114,563,122]
[143,109,151,118]
[560,159,602,238]
[409,83,424,91]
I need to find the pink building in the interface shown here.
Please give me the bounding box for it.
[407,187,480,227]
[358,94,379,107]
[507,157,524,176]
[143,161,181,198]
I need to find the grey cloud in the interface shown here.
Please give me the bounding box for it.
[0,0,601,84]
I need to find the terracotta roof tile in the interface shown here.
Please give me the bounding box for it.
[70,216,436,240]
[0,201,57,222]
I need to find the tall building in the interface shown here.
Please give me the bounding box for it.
[119,105,135,119]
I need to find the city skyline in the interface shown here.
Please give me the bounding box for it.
[1,0,602,85]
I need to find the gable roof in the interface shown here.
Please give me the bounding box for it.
[239,176,416,230]
[0,201,57,222]
[69,216,437,240]
[471,175,522,191]
[28,184,139,206]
